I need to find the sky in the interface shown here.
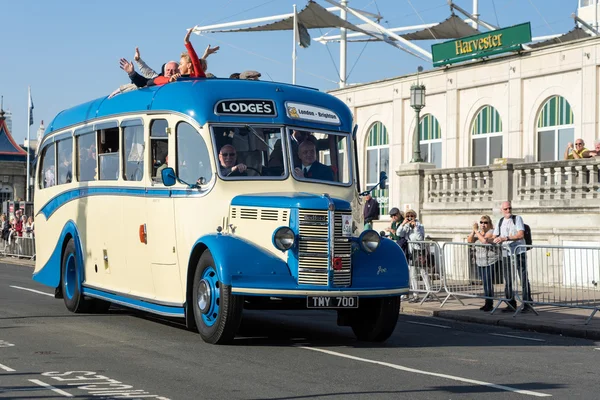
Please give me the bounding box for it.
[0,0,583,143]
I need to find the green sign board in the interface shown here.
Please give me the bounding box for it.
[431,22,532,67]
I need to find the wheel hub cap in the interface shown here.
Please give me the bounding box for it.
[197,279,211,314]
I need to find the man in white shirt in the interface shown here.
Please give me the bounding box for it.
[493,201,532,312]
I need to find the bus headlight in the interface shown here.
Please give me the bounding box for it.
[359,230,380,253]
[272,227,295,251]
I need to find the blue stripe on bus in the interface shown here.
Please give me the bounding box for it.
[38,186,205,219]
[32,220,84,288]
[82,287,185,318]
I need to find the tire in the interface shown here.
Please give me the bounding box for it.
[61,238,111,314]
[350,296,401,342]
[61,238,90,313]
[192,250,243,344]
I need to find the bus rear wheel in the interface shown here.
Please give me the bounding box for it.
[192,251,243,344]
[349,296,400,342]
[61,238,110,313]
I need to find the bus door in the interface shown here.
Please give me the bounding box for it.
[121,120,153,297]
[145,118,180,301]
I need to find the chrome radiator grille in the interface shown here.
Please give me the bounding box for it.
[297,209,352,287]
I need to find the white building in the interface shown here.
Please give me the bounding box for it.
[329,33,600,245]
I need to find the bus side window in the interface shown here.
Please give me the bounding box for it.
[57,138,73,185]
[39,143,56,189]
[77,133,97,182]
[98,128,120,181]
[123,125,144,181]
[176,122,212,185]
[150,119,168,183]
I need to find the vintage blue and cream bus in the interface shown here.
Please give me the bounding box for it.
[33,77,409,344]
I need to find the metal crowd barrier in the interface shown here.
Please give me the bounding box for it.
[405,240,444,304]
[0,236,36,260]
[513,244,600,324]
[440,242,517,314]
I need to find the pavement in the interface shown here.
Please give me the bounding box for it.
[4,256,600,342]
[401,294,600,341]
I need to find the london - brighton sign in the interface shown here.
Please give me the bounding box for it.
[432,22,532,67]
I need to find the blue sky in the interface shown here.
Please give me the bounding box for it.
[0,0,581,143]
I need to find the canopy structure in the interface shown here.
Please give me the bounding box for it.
[208,1,370,36]
[347,14,481,43]
[529,26,592,49]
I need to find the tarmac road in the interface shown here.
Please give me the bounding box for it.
[1,261,599,399]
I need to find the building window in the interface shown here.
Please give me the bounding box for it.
[365,122,389,215]
[537,95,574,161]
[471,106,503,166]
[419,114,442,168]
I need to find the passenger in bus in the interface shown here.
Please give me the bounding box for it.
[218,144,247,177]
[80,144,97,181]
[120,59,179,88]
[294,139,334,181]
[44,165,56,188]
[229,72,240,79]
[157,155,169,181]
[269,129,311,169]
[109,47,162,98]
[240,70,261,80]
[165,28,218,83]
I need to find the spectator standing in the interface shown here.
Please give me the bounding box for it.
[588,139,600,157]
[397,209,425,302]
[385,207,404,240]
[564,139,591,160]
[467,215,498,312]
[363,193,380,230]
[493,201,533,312]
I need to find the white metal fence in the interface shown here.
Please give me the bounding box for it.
[406,240,600,324]
[0,236,36,260]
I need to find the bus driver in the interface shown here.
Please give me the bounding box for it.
[219,144,247,176]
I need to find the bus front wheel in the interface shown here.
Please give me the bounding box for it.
[349,296,400,342]
[192,251,243,344]
[61,238,110,313]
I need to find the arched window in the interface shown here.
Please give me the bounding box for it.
[419,114,442,168]
[537,95,574,161]
[366,122,389,215]
[471,105,503,166]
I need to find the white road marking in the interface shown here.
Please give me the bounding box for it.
[406,321,451,329]
[0,363,16,372]
[0,340,15,348]
[299,347,552,397]
[490,333,546,342]
[595,348,600,351]
[10,285,53,297]
[29,379,73,397]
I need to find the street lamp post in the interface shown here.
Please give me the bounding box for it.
[410,70,426,163]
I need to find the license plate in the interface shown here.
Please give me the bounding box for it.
[307,296,359,309]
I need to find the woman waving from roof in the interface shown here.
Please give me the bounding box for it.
[175,27,219,79]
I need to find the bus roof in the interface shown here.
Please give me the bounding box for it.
[44,78,353,139]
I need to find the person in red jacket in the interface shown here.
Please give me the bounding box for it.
[168,27,219,83]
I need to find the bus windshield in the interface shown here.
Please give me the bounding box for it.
[212,125,285,179]
[211,125,351,184]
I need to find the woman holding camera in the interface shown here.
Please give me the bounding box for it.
[467,215,498,311]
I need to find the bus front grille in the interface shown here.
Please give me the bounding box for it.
[297,209,353,287]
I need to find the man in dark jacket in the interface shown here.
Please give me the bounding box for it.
[294,140,334,181]
[363,193,380,230]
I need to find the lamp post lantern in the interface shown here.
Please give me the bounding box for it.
[410,73,426,163]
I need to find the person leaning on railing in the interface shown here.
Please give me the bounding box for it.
[467,215,499,312]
